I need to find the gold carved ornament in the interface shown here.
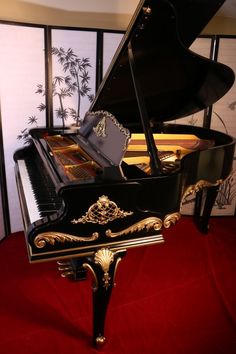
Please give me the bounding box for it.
[105,212,181,238]
[33,196,181,249]
[34,232,99,248]
[91,110,130,151]
[93,116,107,138]
[71,195,133,225]
[71,195,180,238]
[82,250,123,293]
[181,179,223,205]
[82,263,98,291]
[94,248,114,290]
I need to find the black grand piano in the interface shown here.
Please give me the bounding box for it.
[14,0,235,347]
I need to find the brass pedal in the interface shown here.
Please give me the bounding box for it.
[57,260,74,278]
[60,270,74,278]
[57,260,70,266]
[58,266,72,271]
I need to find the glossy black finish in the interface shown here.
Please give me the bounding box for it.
[162,123,235,184]
[91,0,234,124]
[194,187,219,233]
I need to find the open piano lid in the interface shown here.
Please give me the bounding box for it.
[90,0,235,124]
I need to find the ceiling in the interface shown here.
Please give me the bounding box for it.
[218,0,236,18]
[20,0,139,14]
[20,0,236,18]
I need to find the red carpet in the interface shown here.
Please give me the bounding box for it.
[0,216,236,354]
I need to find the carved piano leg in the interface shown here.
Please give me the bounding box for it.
[83,248,126,347]
[194,186,219,233]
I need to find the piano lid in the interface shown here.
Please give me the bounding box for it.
[90,0,235,124]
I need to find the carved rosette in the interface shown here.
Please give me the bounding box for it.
[34,231,99,248]
[181,179,223,205]
[94,248,114,290]
[71,195,133,225]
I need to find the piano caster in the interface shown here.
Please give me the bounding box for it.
[95,335,106,348]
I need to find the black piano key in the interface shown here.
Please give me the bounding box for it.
[24,152,63,218]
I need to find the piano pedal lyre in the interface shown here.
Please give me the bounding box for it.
[57,260,74,278]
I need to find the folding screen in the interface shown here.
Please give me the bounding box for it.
[102,32,124,78]
[0,24,98,235]
[0,24,46,233]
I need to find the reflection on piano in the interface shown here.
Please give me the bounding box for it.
[124,132,215,173]
[14,0,235,347]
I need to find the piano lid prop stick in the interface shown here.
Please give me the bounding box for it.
[128,41,163,175]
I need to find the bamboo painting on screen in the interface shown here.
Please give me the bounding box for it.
[51,29,97,127]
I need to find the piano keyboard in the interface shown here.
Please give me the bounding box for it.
[17,156,62,225]
[18,159,41,224]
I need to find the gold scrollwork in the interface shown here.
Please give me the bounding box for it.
[105,213,181,238]
[113,257,122,287]
[71,195,133,225]
[105,216,162,238]
[94,248,114,290]
[82,263,98,291]
[163,212,181,228]
[181,179,223,204]
[34,232,99,249]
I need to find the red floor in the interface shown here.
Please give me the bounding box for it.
[0,216,236,353]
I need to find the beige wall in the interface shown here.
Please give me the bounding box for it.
[1,0,236,34]
[203,16,236,35]
[0,0,131,30]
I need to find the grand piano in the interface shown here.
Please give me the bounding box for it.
[14,0,235,347]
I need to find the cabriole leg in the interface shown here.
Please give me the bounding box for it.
[83,248,126,347]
